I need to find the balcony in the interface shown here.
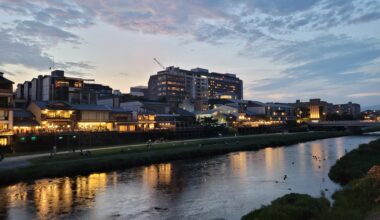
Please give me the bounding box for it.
[0,89,12,94]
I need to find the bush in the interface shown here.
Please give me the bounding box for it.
[329,139,380,185]
[242,193,330,220]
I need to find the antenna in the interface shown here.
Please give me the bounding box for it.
[49,56,55,70]
[153,58,166,70]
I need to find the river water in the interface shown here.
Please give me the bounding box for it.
[0,135,377,220]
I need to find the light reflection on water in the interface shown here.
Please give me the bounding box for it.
[0,135,377,220]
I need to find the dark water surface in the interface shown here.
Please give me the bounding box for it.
[0,136,377,220]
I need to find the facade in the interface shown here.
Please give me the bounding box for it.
[147,66,243,110]
[17,70,113,106]
[0,73,14,146]
[28,101,76,132]
[265,103,296,121]
[130,86,148,97]
[290,99,334,122]
[72,104,113,131]
[334,102,361,119]
[110,109,136,132]
[287,99,361,122]
[13,109,40,134]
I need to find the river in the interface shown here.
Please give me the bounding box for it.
[0,135,377,220]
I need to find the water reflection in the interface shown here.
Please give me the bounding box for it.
[143,163,172,188]
[0,136,377,220]
[335,137,345,159]
[230,152,247,178]
[264,147,285,179]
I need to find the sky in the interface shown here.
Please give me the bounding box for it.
[0,0,380,106]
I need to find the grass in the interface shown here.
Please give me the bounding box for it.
[242,172,380,220]
[242,137,380,220]
[0,131,349,186]
[242,193,330,220]
[329,138,380,185]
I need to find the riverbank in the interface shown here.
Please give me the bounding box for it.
[329,138,380,185]
[0,131,349,186]
[242,137,380,220]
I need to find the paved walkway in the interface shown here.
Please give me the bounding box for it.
[0,134,259,170]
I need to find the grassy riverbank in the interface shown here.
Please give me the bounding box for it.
[0,131,348,186]
[242,138,380,220]
[329,138,380,185]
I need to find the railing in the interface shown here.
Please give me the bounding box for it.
[309,120,380,126]
[0,89,12,94]
[0,103,12,108]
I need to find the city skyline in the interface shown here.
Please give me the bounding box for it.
[1,1,380,106]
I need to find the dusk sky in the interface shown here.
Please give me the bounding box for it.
[1,0,380,106]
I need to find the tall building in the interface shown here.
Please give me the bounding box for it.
[0,72,14,146]
[147,66,243,110]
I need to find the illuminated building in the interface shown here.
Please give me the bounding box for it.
[361,110,380,121]
[290,99,334,122]
[147,66,243,111]
[120,100,195,130]
[137,113,156,131]
[14,70,112,107]
[0,72,14,146]
[265,103,296,122]
[196,105,239,125]
[110,109,135,132]
[72,104,113,131]
[28,101,75,132]
[13,109,40,134]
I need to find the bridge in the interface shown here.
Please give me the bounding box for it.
[308,120,380,127]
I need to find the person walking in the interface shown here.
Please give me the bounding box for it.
[53,145,57,157]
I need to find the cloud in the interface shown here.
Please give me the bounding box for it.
[1,0,380,105]
[13,20,80,45]
[0,69,16,76]
[62,62,95,70]
[0,29,53,70]
[245,0,320,15]
[246,35,380,104]
[348,92,380,97]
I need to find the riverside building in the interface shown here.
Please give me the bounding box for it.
[147,67,243,111]
[15,70,112,107]
[0,72,14,146]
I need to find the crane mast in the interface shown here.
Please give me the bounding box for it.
[153,58,166,70]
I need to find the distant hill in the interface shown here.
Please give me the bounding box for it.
[362,105,380,111]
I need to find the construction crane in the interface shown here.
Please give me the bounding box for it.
[153,58,166,70]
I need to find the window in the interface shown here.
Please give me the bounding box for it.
[0,137,8,146]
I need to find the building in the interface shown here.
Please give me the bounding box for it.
[0,73,14,146]
[362,110,380,121]
[130,86,148,97]
[120,100,196,130]
[265,103,296,122]
[110,109,136,132]
[16,70,113,105]
[82,83,113,103]
[13,109,40,134]
[287,99,361,122]
[28,101,76,132]
[72,104,113,131]
[147,66,243,110]
[334,102,361,119]
[289,99,334,122]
